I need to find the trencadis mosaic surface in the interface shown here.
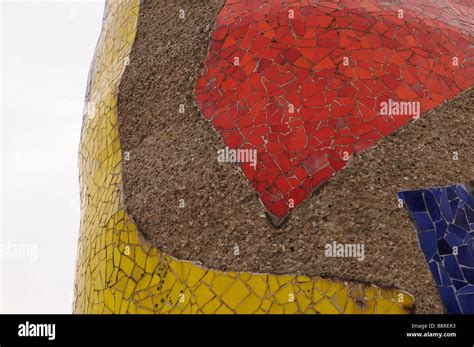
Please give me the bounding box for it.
[195,0,474,223]
[73,0,417,314]
[399,184,474,314]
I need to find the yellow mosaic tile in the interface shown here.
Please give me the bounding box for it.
[73,0,414,314]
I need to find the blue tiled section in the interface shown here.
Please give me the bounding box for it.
[398,184,474,314]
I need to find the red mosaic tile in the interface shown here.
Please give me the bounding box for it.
[194,0,474,225]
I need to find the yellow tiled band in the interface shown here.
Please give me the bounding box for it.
[73,0,414,314]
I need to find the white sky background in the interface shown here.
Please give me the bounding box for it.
[1,0,105,313]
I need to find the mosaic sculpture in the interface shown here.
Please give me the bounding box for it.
[74,0,473,314]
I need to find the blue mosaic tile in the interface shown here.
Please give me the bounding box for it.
[398,183,474,314]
